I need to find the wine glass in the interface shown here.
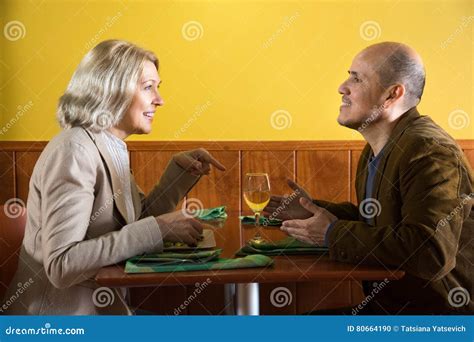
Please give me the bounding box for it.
[243,173,271,243]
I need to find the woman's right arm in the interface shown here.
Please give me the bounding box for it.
[40,142,163,289]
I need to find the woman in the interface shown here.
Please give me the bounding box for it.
[3,40,225,315]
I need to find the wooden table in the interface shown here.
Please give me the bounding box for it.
[96,214,405,315]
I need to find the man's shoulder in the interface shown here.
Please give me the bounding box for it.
[397,114,461,156]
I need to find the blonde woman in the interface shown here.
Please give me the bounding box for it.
[3,40,225,315]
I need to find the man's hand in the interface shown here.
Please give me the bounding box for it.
[173,148,226,176]
[280,197,337,246]
[264,179,313,220]
[155,210,203,246]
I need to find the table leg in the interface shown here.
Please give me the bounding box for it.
[235,283,260,316]
[223,283,235,315]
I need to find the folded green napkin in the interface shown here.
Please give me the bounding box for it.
[125,249,273,273]
[196,206,228,221]
[239,215,282,226]
[236,237,328,256]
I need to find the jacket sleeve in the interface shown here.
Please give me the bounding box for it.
[40,142,164,289]
[313,199,360,221]
[328,141,471,281]
[138,159,200,218]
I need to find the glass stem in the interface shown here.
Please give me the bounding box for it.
[254,212,261,239]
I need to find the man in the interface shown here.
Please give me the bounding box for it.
[265,42,473,314]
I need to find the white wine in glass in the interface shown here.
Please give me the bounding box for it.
[244,173,271,242]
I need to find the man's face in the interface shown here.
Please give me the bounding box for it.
[337,51,387,130]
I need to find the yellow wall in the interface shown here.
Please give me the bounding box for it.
[0,0,472,141]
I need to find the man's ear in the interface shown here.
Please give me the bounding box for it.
[383,84,405,107]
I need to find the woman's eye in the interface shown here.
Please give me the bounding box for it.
[144,85,152,90]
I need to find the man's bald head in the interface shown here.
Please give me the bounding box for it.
[359,42,426,108]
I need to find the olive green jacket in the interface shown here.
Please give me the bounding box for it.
[317,107,473,314]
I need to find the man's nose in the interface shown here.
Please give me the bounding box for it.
[338,81,349,95]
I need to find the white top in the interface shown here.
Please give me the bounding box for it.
[102,130,135,223]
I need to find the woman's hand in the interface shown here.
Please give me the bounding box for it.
[173,148,226,176]
[155,210,203,246]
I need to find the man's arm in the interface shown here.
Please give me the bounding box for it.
[328,142,471,281]
[313,199,359,221]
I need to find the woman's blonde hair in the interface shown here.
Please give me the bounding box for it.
[57,39,158,132]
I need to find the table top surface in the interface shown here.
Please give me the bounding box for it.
[96,213,405,287]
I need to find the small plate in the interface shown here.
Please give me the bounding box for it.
[163,229,216,251]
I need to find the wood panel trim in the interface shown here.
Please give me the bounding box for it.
[1,139,473,152]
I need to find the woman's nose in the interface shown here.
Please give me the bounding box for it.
[153,91,164,106]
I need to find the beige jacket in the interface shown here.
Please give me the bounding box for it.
[3,127,199,315]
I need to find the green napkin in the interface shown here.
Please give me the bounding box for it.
[236,236,328,256]
[239,215,282,226]
[125,251,273,274]
[196,206,228,221]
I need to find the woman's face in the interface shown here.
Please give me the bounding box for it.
[112,60,164,139]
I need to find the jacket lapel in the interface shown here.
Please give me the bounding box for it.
[370,107,421,203]
[129,173,143,221]
[83,128,131,224]
[356,107,421,204]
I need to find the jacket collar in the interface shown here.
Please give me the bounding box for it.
[83,128,134,224]
[356,106,421,204]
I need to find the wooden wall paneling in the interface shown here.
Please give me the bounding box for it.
[294,150,352,314]
[0,151,15,204]
[242,149,297,314]
[128,285,189,315]
[296,280,354,313]
[296,150,351,203]
[130,151,179,194]
[241,149,295,244]
[130,150,188,314]
[350,150,363,204]
[15,152,41,202]
[462,149,474,169]
[186,151,240,314]
[350,280,365,307]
